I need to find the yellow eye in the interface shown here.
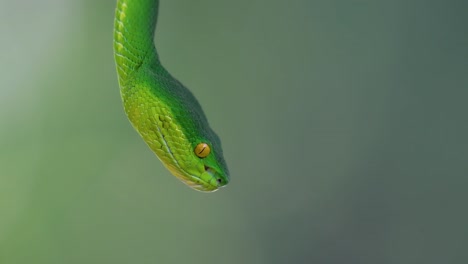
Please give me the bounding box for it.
[195,143,210,158]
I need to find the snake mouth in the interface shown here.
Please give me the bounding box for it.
[185,165,228,192]
[165,162,221,192]
[191,165,222,192]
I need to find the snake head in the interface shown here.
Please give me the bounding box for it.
[161,138,230,192]
[139,108,229,192]
[123,67,230,192]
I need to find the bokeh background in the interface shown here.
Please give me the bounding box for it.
[1,0,467,263]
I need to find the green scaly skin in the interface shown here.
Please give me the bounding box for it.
[113,0,229,192]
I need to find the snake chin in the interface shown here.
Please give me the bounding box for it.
[166,164,222,192]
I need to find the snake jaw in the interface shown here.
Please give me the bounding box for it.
[205,166,228,186]
[192,166,224,192]
[187,165,228,193]
[163,161,222,192]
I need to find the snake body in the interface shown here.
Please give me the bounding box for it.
[113,0,229,192]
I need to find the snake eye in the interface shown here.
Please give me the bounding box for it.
[194,143,210,158]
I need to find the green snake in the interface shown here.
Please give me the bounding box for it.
[113,0,229,192]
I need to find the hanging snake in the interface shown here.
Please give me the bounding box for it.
[113,0,229,192]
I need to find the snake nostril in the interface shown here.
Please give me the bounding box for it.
[217,178,222,184]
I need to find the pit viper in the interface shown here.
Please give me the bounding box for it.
[113,0,229,192]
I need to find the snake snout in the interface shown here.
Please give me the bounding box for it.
[204,166,228,188]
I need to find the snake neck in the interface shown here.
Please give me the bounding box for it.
[114,0,160,83]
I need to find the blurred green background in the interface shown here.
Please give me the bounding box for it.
[1,0,467,263]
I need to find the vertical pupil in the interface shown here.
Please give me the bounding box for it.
[198,146,206,154]
[195,143,210,158]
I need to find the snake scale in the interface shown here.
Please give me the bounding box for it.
[113,0,229,192]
